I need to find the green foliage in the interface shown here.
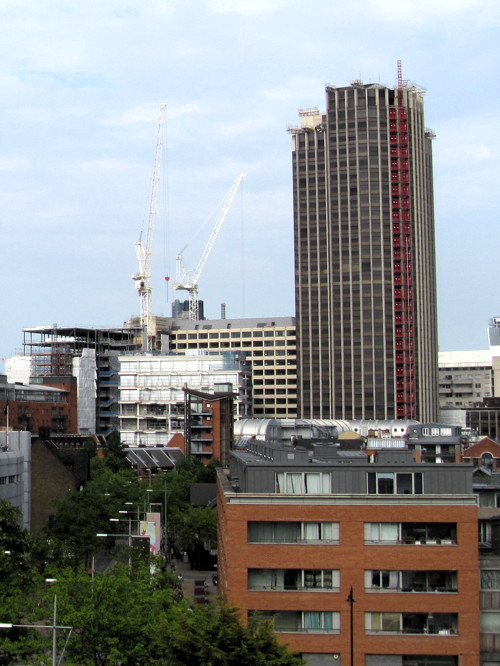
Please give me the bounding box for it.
[146,459,219,562]
[41,564,176,665]
[151,604,304,666]
[0,492,302,666]
[0,501,44,665]
[95,430,132,475]
[45,469,143,569]
[169,505,217,568]
[0,501,32,578]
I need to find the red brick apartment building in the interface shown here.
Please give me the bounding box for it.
[217,442,480,665]
[0,375,77,435]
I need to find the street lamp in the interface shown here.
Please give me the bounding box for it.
[0,578,73,666]
[97,513,149,568]
[98,517,134,568]
[145,487,153,512]
[346,586,355,666]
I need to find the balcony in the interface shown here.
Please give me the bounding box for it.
[366,612,457,635]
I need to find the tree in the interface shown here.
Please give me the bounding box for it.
[147,459,219,563]
[29,562,177,666]
[169,505,217,569]
[0,501,44,665]
[152,604,304,666]
[45,470,143,569]
[91,430,131,476]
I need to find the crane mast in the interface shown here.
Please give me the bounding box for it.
[174,173,245,320]
[132,103,167,351]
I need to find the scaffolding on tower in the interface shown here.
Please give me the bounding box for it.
[391,61,416,419]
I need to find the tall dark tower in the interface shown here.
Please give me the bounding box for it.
[290,73,438,421]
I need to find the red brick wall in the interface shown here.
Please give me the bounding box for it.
[218,487,480,664]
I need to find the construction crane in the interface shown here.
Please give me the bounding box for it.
[132,103,167,352]
[173,173,245,320]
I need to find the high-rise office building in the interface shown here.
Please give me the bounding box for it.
[290,76,438,421]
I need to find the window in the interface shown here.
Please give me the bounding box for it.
[248,569,339,591]
[303,611,338,632]
[365,612,401,633]
[481,611,500,633]
[367,472,423,494]
[402,523,457,544]
[479,522,491,544]
[251,611,340,633]
[366,570,457,593]
[365,612,457,635]
[364,522,400,543]
[248,521,339,544]
[303,570,337,590]
[275,472,330,494]
[481,570,500,590]
[302,522,339,542]
[365,522,457,545]
[366,658,458,666]
[366,570,400,590]
[482,453,494,471]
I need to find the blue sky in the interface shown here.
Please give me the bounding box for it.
[1,0,499,361]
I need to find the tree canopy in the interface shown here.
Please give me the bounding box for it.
[0,451,303,665]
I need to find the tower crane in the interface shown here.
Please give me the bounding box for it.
[173,173,245,320]
[132,103,167,351]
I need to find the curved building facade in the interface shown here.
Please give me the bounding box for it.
[291,79,438,421]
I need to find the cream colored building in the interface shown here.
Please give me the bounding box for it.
[438,350,494,409]
[164,317,297,418]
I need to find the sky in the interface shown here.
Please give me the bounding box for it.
[1,0,499,362]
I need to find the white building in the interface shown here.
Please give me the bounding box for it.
[438,350,494,409]
[118,351,251,447]
[5,355,33,384]
[0,431,31,530]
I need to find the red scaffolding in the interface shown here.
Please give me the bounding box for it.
[390,61,416,419]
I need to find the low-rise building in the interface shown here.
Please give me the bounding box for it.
[118,351,250,447]
[0,374,76,436]
[467,398,500,442]
[438,350,494,410]
[184,387,234,465]
[407,423,464,463]
[22,325,141,435]
[217,440,480,665]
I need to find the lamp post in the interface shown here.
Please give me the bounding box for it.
[145,487,153,514]
[99,517,133,568]
[346,586,355,666]
[163,477,168,561]
[0,578,73,666]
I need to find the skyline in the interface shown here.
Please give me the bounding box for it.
[1,1,499,362]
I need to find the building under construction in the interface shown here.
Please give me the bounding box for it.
[22,325,141,435]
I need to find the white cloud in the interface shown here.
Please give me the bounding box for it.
[371,0,500,23]
[0,157,29,172]
[78,158,139,173]
[257,76,325,104]
[207,0,287,16]
[211,114,274,140]
[102,102,208,128]
[434,113,500,167]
